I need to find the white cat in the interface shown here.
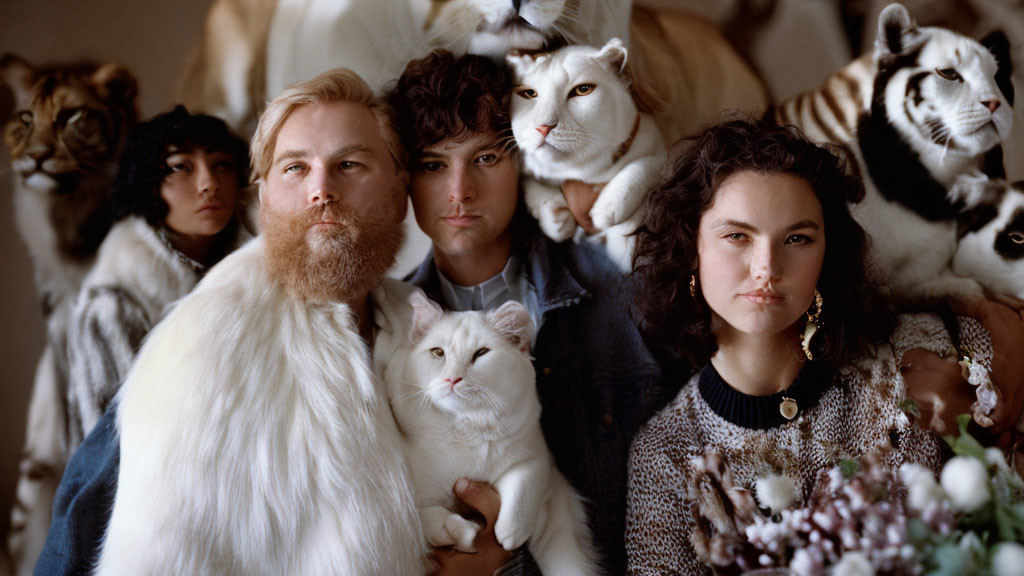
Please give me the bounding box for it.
[509,38,667,271]
[387,290,600,576]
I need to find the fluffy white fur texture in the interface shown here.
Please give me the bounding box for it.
[952,174,1024,300]
[67,218,210,444]
[509,38,666,272]
[386,290,600,576]
[95,237,426,575]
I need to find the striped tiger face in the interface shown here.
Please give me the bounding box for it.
[415,0,587,57]
[876,5,1013,158]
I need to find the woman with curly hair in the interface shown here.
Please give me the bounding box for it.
[623,118,1004,575]
[65,105,251,451]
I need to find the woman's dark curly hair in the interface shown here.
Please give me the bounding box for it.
[111,105,249,224]
[632,117,894,369]
[385,50,517,156]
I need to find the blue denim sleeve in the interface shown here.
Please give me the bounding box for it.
[34,406,119,576]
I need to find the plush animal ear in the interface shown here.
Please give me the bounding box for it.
[595,37,628,74]
[981,30,1014,107]
[409,290,444,343]
[0,53,35,105]
[873,3,920,61]
[90,63,138,108]
[950,172,1003,238]
[485,301,533,353]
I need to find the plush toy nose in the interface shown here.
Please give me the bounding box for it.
[982,99,1001,113]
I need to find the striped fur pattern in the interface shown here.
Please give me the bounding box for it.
[0,55,137,576]
[65,216,250,450]
[774,3,1015,306]
[94,239,426,575]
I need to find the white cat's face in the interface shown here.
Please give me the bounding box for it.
[404,296,534,417]
[509,38,636,172]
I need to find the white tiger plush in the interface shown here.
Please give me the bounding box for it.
[509,38,666,271]
[775,3,1014,307]
[951,173,1024,301]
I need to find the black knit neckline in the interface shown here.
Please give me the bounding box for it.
[698,360,834,430]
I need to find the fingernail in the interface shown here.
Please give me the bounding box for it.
[455,478,469,493]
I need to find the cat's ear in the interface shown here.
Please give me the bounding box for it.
[486,301,533,353]
[409,290,444,343]
[595,37,628,74]
[874,3,921,61]
[90,63,138,108]
[0,54,35,104]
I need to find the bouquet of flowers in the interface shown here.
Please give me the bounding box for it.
[695,415,1024,576]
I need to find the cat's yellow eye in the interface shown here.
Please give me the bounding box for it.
[935,68,963,82]
[429,347,445,358]
[471,348,490,362]
[569,83,595,98]
[516,87,537,99]
[17,111,32,126]
[1009,232,1024,245]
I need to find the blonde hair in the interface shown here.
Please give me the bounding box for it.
[250,68,406,183]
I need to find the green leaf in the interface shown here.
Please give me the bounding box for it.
[900,398,922,418]
[927,543,972,576]
[840,459,859,478]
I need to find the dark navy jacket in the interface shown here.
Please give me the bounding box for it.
[410,229,682,575]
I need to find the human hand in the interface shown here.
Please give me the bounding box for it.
[431,478,514,576]
[901,348,974,435]
[561,179,602,235]
[969,300,1024,433]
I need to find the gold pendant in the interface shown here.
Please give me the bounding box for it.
[780,397,798,420]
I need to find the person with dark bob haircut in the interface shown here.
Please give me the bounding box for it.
[65,105,252,451]
[112,105,249,226]
[622,118,992,574]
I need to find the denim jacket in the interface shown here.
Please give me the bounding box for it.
[410,228,682,575]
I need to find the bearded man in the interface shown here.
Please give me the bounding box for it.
[38,69,426,575]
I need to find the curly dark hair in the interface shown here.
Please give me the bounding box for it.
[632,117,894,369]
[111,105,249,224]
[385,50,517,156]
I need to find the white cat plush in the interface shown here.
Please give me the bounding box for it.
[509,38,667,272]
[951,173,1024,301]
[387,291,600,576]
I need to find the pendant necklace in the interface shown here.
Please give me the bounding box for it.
[779,396,798,420]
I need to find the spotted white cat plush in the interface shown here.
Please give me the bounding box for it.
[387,291,599,576]
[509,38,667,271]
[951,173,1024,301]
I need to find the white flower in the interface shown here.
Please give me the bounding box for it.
[831,551,875,576]
[940,456,991,512]
[755,472,796,514]
[899,463,944,512]
[993,542,1024,576]
[986,447,1010,471]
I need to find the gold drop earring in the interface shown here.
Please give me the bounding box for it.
[689,273,697,299]
[801,289,823,361]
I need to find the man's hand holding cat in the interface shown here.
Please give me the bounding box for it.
[431,478,513,576]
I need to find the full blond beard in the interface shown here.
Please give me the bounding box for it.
[261,200,404,304]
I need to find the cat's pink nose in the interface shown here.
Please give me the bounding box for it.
[536,125,553,138]
[444,377,463,390]
[982,99,1001,113]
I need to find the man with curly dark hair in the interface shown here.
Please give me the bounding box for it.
[387,50,681,576]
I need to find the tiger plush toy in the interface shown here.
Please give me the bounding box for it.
[0,54,137,576]
[773,3,1014,307]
